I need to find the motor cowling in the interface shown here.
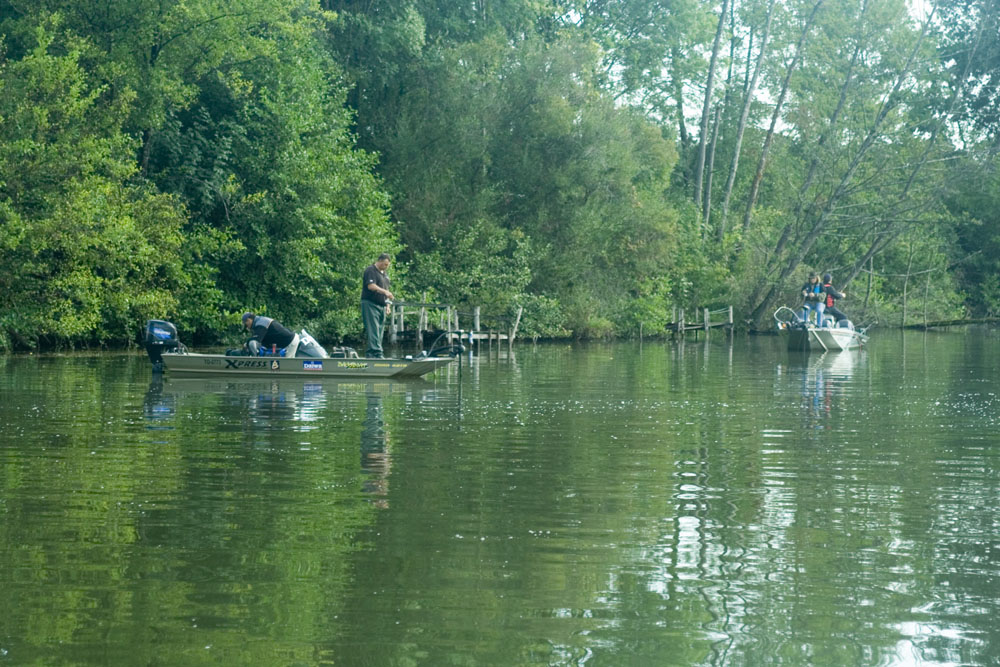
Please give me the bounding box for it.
[144,320,180,369]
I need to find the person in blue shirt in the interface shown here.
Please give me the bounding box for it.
[800,273,824,323]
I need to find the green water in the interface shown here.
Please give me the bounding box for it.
[2,330,1000,665]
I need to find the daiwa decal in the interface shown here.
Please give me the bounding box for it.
[303,360,323,371]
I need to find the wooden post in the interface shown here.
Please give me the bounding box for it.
[678,308,685,338]
[388,305,397,344]
[509,306,523,349]
[902,244,913,327]
[473,306,481,355]
[418,292,427,349]
[923,275,930,329]
[704,307,710,332]
[727,305,733,328]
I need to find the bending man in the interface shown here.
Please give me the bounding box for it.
[361,253,394,358]
[242,312,298,356]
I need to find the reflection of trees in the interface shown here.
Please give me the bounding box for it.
[11,339,1000,664]
[1,359,389,664]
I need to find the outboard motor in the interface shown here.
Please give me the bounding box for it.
[295,329,329,358]
[144,320,181,371]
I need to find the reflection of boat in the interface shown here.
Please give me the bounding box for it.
[161,376,434,396]
[143,320,455,379]
[774,307,868,352]
[783,349,860,377]
[155,376,446,426]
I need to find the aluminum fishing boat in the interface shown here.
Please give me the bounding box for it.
[143,320,455,379]
[773,307,868,352]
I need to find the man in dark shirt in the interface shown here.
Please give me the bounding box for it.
[242,312,296,355]
[361,254,394,358]
[821,273,848,323]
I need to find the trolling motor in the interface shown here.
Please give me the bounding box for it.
[423,330,466,358]
[143,320,185,372]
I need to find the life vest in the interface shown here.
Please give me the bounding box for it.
[823,283,835,307]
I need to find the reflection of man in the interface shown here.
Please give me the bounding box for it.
[361,392,391,507]
[360,254,394,358]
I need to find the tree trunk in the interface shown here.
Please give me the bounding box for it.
[863,256,873,311]
[703,104,722,229]
[741,0,825,233]
[693,0,730,213]
[719,0,776,240]
[671,48,690,150]
[840,4,980,288]
[747,7,935,325]
[742,2,867,305]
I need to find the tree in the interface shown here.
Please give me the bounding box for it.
[0,24,196,349]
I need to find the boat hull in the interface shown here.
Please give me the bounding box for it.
[161,352,453,378]
[786,325,866,352]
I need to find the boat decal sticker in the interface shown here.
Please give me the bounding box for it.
[303,361,323,371]
[224,359,271,369]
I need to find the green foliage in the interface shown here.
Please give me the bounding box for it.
[944,154,1000,316]
[0,25,195,350]
[1,0,996,349]
[381,35,687,338]
[409,222,533,314]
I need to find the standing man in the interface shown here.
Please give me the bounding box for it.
[361,253,394,358]
[821,273,848,323]
[799,272,824,323]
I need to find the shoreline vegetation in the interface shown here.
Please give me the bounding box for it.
[2,1,998,353]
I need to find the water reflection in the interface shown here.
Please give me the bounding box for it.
[146,376,423,507]
[143,373,175,432]
[361,392,391,507]
[7,336,1000,665]
[781,350,862,428]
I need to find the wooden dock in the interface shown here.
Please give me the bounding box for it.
[387,298,522,350]
[902,316,1000,330]
[387,298,734,347]
[665,306,734,339]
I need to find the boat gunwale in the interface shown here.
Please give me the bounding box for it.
[160,351,453,378]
